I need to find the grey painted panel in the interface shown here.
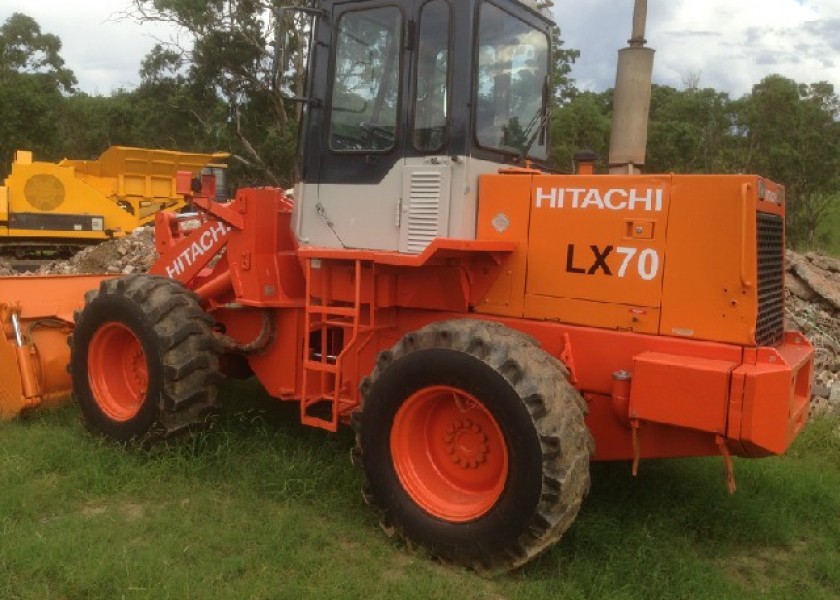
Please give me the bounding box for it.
[294,156,508,253]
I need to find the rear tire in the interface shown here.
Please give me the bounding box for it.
[70,274,223,443]
[354,319,593,571]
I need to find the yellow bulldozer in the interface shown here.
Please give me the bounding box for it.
[0,145,228,258]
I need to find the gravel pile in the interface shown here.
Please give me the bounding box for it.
[31,228,158,276]
[785,251,840,417]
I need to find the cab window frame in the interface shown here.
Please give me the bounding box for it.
[410,0,453,154]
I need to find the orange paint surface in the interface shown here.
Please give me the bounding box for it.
[145,172,813,463]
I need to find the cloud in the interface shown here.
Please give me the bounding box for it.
[0,0,836,97]
[555,0,839,96]
[0,0,179,94]
[663,30,720,38]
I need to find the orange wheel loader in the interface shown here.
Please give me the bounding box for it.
[60,0,814,572]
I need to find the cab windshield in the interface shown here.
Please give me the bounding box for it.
[475,1,550,160]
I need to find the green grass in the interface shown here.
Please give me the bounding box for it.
[1,380,839,600]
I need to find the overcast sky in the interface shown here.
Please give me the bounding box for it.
[0,0,175,95]
[0,0,838,97]
[560,0,840,96]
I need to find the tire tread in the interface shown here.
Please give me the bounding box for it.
[353,318,594,572]
[71,274,222,443]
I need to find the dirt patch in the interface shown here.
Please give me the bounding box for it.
[80,504,107,517]
[76,502,147,522]
[722,541,808,590]
[120,502,146,522]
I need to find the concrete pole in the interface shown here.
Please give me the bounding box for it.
[608,0,655,175]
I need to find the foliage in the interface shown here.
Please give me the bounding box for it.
[646,85,735,174]
[734,76,840,249]
[126,0,313,187]
[550,91,612,172]
[550,25,580,104]
[0,72,65,174]
[0,13,75,91]
[817,197,840,255]
[0,13,77,174]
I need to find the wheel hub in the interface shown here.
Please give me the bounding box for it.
[390,385,509,522]
[445,419,490,469]
[87,322,148,422]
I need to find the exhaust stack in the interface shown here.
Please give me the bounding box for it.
[608,0,655,174]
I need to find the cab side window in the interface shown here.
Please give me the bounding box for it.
[475,1,549,159]
[330,7,403,152]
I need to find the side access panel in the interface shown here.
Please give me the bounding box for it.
[524,175,671,333]
[659,175,781,346]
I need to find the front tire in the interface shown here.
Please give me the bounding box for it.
[355,319,593,571]
[70,275,223,443]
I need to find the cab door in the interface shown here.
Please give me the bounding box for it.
[397,0,454,254]
[308,1,410,250]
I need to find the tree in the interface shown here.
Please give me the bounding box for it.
[550,25,580,104]
[129,0,312,187]
[0,13,77,174]
[0,13,75,91]
[645,85,735,174]
[734,75,840,249]
[793,82,840,249]
[550,90,612,171]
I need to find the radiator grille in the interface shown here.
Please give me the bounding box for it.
[405,170,442,253]
[756,212,785,346]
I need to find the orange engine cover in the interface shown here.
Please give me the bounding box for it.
[476,172,786,347]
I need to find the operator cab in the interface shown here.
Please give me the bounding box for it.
[292,0,553,253]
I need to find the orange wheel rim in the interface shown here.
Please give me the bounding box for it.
[390,386,508,522]
[88,323,148,421]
